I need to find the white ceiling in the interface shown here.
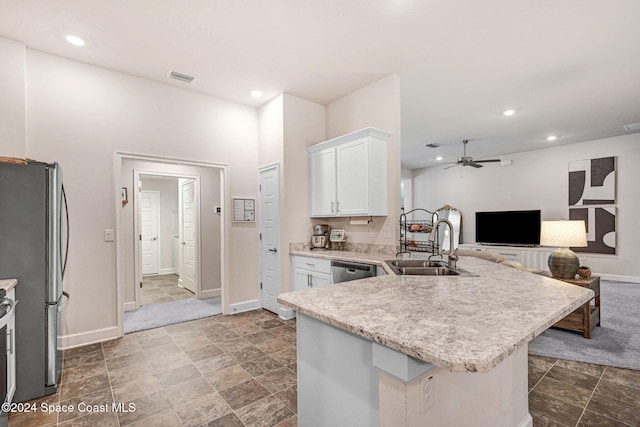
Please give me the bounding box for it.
[2,0,639,169]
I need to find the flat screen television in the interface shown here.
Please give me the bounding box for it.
[475,210,541,246]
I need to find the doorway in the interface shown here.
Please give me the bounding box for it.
[115,153,229,336]
[139,175,195,307]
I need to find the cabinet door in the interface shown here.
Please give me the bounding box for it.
[309,271,331,288]
[293,268,311,291]
[336,139,368,215]
[309,147,336,217]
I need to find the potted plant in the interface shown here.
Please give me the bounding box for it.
[577,265,592,279]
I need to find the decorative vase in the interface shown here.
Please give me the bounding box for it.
[577,267,591,279]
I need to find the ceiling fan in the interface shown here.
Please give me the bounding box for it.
[444,139,501,169]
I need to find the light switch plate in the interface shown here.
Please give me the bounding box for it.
[104,229,114,242]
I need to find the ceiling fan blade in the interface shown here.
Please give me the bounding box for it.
[474,159,501,163]
[443,163,460,170]
[467,162,483,168]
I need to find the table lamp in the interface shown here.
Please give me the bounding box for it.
[540,220,588,279]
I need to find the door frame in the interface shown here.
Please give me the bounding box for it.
[258,163,281,314]
[134,171,201,309]
[114,152,229,338]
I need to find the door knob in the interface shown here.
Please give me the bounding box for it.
[152,237,157,241]
[268,248,278,253]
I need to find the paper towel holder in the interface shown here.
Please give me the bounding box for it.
[349,216,373,225]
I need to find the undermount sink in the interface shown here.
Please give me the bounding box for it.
[385,260,477,277]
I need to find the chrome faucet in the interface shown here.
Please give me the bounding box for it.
[428,219,459,269]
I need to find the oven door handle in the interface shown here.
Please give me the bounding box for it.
[58,291,70,313]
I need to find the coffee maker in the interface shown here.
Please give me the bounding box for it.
[310,224,330,250]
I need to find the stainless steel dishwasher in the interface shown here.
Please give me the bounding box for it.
[331,260,376,283]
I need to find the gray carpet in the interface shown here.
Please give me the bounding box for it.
[124,297,222,333]
[529,280,640,370]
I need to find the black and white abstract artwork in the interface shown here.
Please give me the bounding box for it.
[568,156,616,206]
[569,207,616,254]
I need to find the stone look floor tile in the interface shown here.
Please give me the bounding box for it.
[127,410,182,427]
[116,391,168,426]
[58,387,115,423]
[578,410,631,427]
[236,395,294,427]
[587,392,640,426]
[206,364,252,391]
[256,367,297,393]
[156,364,203,389]
[60,373,111,401]
[173,391,233,427]
[532,375,594,408]
[19,309,640,427]
[205,412,245,426]
[274,385,297,414]
[218,379,271,410]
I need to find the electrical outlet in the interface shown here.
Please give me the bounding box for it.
[369,227,375,237]
[383,227,390,238]
[421,374,434,413]
[104,229,114,242]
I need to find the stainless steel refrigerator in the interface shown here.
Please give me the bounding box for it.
[0,161,70,402]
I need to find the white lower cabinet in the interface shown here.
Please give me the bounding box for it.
[292,256,331,291]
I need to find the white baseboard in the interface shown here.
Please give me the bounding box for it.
[159,267,178,275]
[124,302,136,312]
[59,326,120,350]
[229,299,260,314]
[279,307,296,320]
[201,288,221,299]
[599,273,640,283]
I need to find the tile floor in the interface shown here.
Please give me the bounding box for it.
[7,310,640,426]
[528,355,640,426]
[141,274,194,306]
[9,310,297,427]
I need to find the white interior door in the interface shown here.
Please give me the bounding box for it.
[259,165,281,314]
[179,179,197,294]
[141,191,160,275]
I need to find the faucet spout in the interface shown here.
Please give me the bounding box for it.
[428,218,458,269]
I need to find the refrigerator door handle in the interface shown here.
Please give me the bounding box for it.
[57,291,70,313]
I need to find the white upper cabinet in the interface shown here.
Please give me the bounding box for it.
[308,127,390,218]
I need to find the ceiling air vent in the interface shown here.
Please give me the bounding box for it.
[425,143,440,148]
[623,122,640,132]
[168,70,196,84]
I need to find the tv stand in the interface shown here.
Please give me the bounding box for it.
[460,244,552,271]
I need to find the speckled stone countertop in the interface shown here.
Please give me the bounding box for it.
[0,279,17,292]
[279,253,594,373]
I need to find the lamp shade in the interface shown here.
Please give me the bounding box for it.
[540,220,587,248]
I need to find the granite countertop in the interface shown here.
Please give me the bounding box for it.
[278,253,594,373]
[0,279,17,292]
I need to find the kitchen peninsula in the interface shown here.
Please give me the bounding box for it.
[278,255,593,427]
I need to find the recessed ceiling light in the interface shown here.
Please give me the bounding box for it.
[435,156,443,161]
[546,135,557,141]
[65,35,85,47]
[250,90,263,98]
[503,109,515,116]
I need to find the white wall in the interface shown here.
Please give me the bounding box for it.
[258,94,326,294]
[412,133,640,278]
[0,37,26,158]
[23,50,259,345]
[141,176,179,273]
[326,75,402,246]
